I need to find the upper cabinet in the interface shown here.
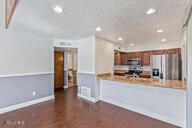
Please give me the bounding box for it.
[121,53,127,65]
[127,52,134,59]
[155,49,167,55]
[142,52,150,66]
[114,48,181,65]
[134,52,142,58]
[167,49,177,54]
[167,48,182,54]
[114,54,118,65]
[114,53,122,65]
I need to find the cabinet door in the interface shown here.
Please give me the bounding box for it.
[127,52,134,59]
[142,52,150,66]
[162,49,168,54]
[121,53,127,65]
[134,52,142,58]
[116,53,121,65]
[150,50,156,55]
[155,50,163,55]
[114,54,117,65]
[167,48,177,54]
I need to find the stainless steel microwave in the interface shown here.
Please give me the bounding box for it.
[127,58,141,66]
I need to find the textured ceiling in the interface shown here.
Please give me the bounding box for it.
[11,0,187,46]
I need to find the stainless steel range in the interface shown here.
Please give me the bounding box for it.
[125,67,143,78]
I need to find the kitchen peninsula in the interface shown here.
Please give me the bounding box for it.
[97,75,186,90]
[97,74,186,127]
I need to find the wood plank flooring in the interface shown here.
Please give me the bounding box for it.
[0,86,179,128]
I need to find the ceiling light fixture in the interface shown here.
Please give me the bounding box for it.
[130,43,134,46]
[161,38,166,42]
[146,8,157,15]
[53,6,63,13]
[157,29,164,33]
[96,27,101,31]
[118,37,123,41]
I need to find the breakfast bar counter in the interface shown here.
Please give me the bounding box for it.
[97,75,186,90]
[97,75,186,127]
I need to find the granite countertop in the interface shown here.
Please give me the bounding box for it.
[114,70,127,74]
[97,75,186,90]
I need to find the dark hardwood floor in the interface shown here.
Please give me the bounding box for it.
[0,86,179,128]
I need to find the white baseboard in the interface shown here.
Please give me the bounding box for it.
[77,93,100,103]
[0,95,55,114]
[100,97,186,128]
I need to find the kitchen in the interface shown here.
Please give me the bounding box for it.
[97,47,186,127]
[114,48,182,80]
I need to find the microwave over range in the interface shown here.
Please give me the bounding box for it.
[127,58,141,66]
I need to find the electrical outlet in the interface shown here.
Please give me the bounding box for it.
[32,91,36,96]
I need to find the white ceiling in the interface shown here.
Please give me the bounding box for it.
[11,0,188,46]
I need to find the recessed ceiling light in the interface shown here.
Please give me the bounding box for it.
[157,29,164,33]
[146,8,157,15]
[96,27,101,31]
[53,6,63,13]
[130,43,134,46]
[118,37,123,41]
[161,38,166,42]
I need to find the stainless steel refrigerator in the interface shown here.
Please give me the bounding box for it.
[150,54,182,80]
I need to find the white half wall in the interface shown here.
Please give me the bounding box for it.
[100,80,186,127]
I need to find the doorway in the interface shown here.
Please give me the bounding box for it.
[54,47,78,90]
[67,52,77,87]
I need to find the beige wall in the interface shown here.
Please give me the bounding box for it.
[127,41,181,52]
[95,37,114,74]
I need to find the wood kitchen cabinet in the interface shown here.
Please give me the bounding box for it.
[167,48,181,54]
[127,52,134,59]
[150,50,156,55]
[155,50,163,55]
[121,53,127,65]
[155,49,168,55]
[167,48,177,54]
[114,54,117,65]
[134,52,142,58]
[114,48,181,65]
[142,51,150,66]
[114,53,121,65]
